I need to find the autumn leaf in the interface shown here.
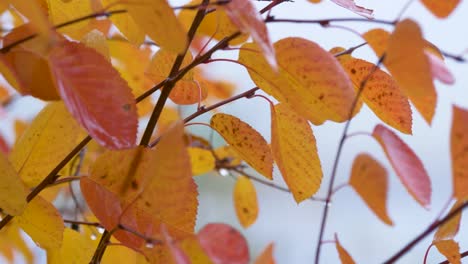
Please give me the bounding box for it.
[47,228,97,264]
[222,0,277,69]
[101,0,145,45]
[335,54,412,134]
[434,200,462,241]
[211,113,273,179]
[48,40,138,150]
[146,49,207,105]
[426,51,455,85]
[420,0,461,18]
[451,106,468,200]
[82,29,110,60]
[271,103,322,203]
[372,124,431,208]
[14,196,64,250]
[125,0,188,53]
[386,19,437,124]
[233,176,259,228]
[335,234,356,264]
[254,243,275,264]
[188,147,216,175]
[349,153,393,225]
[0,152,27,216]
[197,223,249,264]
[239,38,355,125]
[0,135,9,154]
[329,0,373,19]
[178,235,213,264]
[8,0,50,38]
[214,145,243,167]
[9,102,86,187]
[434,240,461,264]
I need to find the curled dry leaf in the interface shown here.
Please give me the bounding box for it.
[223,0,277,69]
[239,38,356,125]
[233,176,259,228]
[349,153,393,225]
[451,106,468,200]
[198,223,249,264]
[372,124,431,208]
[48,41,138,150]
[420,0,461,18]
[271,103,322,203]
[329,0,373,19]
[211,113,273,179]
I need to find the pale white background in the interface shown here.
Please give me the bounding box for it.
[1,0,467,263]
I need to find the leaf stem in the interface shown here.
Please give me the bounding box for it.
[383,201,468,263]
[314,54,386,264]
[423,243,434,264]
[90,229,114,264]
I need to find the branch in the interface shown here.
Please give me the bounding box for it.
[314,54,386,264]
[63,219,102,227]
[439,249,468,264]
[384,200,468,263]
[265,16,396,26]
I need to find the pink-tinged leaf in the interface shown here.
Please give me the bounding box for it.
[48,41,138,149]
[372,124,431,208]
[223,0,277,70]
[198,223,249,264]
[330,0,373,19]
[426,51,455,85]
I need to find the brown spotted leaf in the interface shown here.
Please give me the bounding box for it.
[233,176,259,228]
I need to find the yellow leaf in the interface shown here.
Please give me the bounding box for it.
[125,0,188,53]
[14,119,28,143]
[211,113,273,179]
[9,102,86,187]
[239,38,355,125]
[386,19,436,124]
[214,145,243,167]
[233,176,259,228]
[271,103,322,203]
[146,49,207,105]
[349,153,393,225]
[0,152,27,215]
[188,147,215,176]
[102,0,145,45]
[82,29,110,60]
[8,0,50,38]
[178,235,213,264]
[336,56,412,134]
[420,0,461,18]
[335,234,356,264]
[14,196,64,250]
[48,228,97,264]
[363,29,389,58]
[451,106,468,200]
[434,200,462,241]
[157,106,181,135]
[47,0,94,39]
[0,224,35,264]
[434,240,461,264]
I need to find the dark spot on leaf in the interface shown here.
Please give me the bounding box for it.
[131,180,138,189]
[351,68,356,74]
[243,207,249,214]
[122,104,131,112]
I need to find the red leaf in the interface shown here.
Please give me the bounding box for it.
[198,223,249,264]
[48,41,138,149]
[372,124,431,208]
[223,0,277,70]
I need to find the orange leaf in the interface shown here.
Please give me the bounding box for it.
[434,200,463,241]
[349,153,393,225]
[271,103,322,203]
[372,124,431,208]
[239,38,355,125]
[386,19,436,124]
[451,106,468,200]
[329,0,373,18]
[434,240,461,264]
[48,40,138,149]
[254,243,275,264]
[146,49,207,105]
[211,113,273,179]
[47,0,94,39]
[337,56,412,134]
[125,0,188,53]
[82,123,198,254]
[8,0,50,38]
[363,28,390,59]
[197,223,249,264]
[233,176,259,228]
[223,0,277,69]
[420,0,461,18]
[335,234,356,264]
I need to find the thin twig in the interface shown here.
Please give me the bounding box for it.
[63,219,102,227]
